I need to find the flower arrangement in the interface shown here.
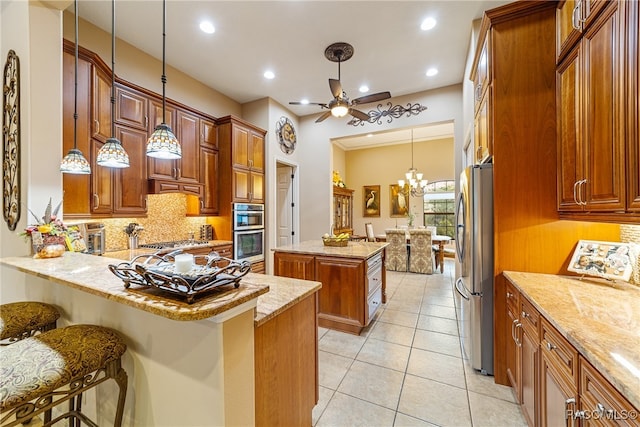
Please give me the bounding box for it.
[124,222,144,237]
[21,198,81,257]
[21,198,67,238]
[332,170,346,188]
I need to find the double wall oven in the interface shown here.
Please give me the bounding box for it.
[232,203,265,263]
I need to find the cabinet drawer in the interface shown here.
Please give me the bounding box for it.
[367,285,382,322]
[580,358,638,426]
[541,318,579,388]
[520,298,539,340]
[505,279,519,313]
[367,254,383,297]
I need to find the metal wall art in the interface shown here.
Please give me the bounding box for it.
[347,102,428,126]
[3,50,21,231]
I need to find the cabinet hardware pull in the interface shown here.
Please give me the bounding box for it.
[573,180,580,205]
[521,311,529,319]
[94,120,99,134]
[546,341,556,351]
[565,398,576,427]
[475,85,482,102]
[93,193,99,210]
[172,167,177,179]
[506,291,513,298]
[177,168,181,180]
[515,322,522,347]
[511,318,519,343]
[595,402,614,416]
[579,179,587,206]
[145,116,148,128]
[200,199,204,209]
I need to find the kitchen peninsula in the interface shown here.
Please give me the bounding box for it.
[0,252,321,426]
[273,240,388,335]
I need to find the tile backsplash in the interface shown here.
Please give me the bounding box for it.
[102,194,208,251]
[620,224,640,285]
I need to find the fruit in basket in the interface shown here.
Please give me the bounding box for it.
[323,233,330,239]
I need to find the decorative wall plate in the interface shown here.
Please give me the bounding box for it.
[276,116,296,154]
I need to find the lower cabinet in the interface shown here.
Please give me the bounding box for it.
[181,243,232,266]
[273,250,385,335]
[506,278,639,427]
[254,292,318,426]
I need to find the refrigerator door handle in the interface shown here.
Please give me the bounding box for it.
[455,192,466,260]
[455,278,469,301]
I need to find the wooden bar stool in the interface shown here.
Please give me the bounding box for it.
[0,302,60,344]
[0,324,128,427]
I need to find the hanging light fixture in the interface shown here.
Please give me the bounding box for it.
[398,129,428,197]
[60,0,91,175]
[146,0,181,159]
[96,0,130,168]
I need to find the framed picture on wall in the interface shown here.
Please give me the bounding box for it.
[389,184,408,217]
[567,240,634,281]
[363,185,380,217]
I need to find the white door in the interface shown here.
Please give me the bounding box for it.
[276,164,293,247]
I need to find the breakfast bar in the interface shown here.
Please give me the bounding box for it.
[0,252,321,426]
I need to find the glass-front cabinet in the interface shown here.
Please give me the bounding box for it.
[332,187,353,236]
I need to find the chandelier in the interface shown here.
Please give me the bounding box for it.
[398,129,427,197]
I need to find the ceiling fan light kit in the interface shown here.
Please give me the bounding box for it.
[289,42,391,124]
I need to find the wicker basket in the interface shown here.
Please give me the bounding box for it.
[322,238,348,247]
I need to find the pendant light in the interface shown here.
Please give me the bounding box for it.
[60,0,91,175]
[397,129,428,197]
[96,0,130,168]
[146,0,181,159]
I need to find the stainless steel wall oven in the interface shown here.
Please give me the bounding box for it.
[232,203,265,263]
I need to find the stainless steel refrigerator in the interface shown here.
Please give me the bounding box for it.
[454,163,494,375]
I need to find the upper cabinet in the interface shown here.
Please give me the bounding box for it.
[556,0,639,222]
[218,116,266,204]
[470,35,492,164]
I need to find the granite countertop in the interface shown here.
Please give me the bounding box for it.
[273,240,388,259]
[503,271,640,409]
[1,252,267,322]
[104,240,233,261]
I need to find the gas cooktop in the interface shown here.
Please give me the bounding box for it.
[139,240,211,250]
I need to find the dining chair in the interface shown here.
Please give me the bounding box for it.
[408,228,434,274]
[384,229,408,272]
[426,226,441,269]
[365,223,376,242]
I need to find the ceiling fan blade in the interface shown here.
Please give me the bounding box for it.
[352,91,391,105]
[315,111,332,123]
[289,101,328,107]
[349,108,370,121]
[329,79,342,98]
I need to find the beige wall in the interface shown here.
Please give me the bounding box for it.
[342,137,454,237]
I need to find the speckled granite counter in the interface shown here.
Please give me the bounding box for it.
[503,271,640,409]
[103,240,233,261]
[272,240,388,259]
[0,252,267,321]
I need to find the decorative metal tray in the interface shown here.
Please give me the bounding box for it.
[108,250,251,303]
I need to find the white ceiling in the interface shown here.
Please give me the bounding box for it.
[73,0,511,148]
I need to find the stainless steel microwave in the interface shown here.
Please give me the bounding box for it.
[232,203,264,230]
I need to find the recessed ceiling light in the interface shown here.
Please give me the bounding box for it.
[263,70,275,79]
[421,17,437,31]
[426,68,438,77]
[199,21,215,34]
[366,133,373,137]
[300,99,309,105]
[359,85,369,93]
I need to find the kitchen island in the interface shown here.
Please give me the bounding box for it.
[273,240,388,335]
[0,252,321,426]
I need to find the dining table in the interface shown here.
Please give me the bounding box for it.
[375,232,452,273]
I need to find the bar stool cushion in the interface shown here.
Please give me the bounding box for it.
[0,302,60,341]
[0,324,126,412]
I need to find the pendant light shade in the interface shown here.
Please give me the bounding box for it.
[97,0,130,168]
[147,0,181,159]
[61,0,91,175]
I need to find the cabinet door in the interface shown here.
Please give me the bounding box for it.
[62,48,92,216]
[474,87,491,164]
[113,125,147,215]
[250,172,264,203]
[557,0,582,62]
[92,66,111,143]
[628,0,640,211]
[540,352,577,427]
[273,252,315,280]
[199,146,219,215]
[232,126,250,169]
[315,257,364,326]
[250,131,265,172]
[507,305,521,401]
[521,329,538,427]
[232,168,250,202]
[147,100,177,180]
[557,47,584,211]
[200,118,217,149]
[90,139,113,214]
[176,110,200,184]
[581,2,625,211]
[474,36,489,113]
[115,85,148,131]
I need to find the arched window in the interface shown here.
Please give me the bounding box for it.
[423,180,455,238]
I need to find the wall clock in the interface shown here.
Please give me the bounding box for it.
[276,116,296,154]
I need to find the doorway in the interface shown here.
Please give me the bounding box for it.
[276,162,296,247]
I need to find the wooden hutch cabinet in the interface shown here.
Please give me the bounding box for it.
[332,187,354,235]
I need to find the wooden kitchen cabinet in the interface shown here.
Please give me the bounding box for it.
[474,87,492,164]
[115,85,148,131]
[626,0,640,212]
[505,279,521,399]
[92,64,112,144]
[218,116,266,204]
[273,248,385,335]
[332,187,354,235]
[520,298,540,427]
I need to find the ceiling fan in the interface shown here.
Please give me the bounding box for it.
[289,42,392,123]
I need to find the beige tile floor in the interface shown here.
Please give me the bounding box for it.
[313,258,527,427]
